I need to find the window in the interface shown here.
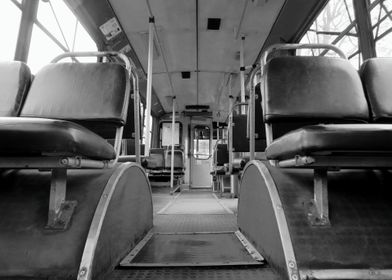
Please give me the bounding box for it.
[193,126,211,160]
[369,0,392,57]
[299,0,362,68]
[142,108,153,148]
[28,0,97,73]
[0,1,22,61]
[160,122,181,147]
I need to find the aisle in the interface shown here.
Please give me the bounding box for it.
[109,190,280,280]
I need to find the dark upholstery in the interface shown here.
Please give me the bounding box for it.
[254,83,265,140]
[122,83,135,138]
[216,144,229,166]
[145,148,165,169]
[20,63,129,125]
[233,114,266,152]
[124,139,145,155]
[165,150,184,170]
[266,124,392,160]
[0,117,115,159]
[263,56,369,123]
[360,58,392,121]
[0,61,31,116]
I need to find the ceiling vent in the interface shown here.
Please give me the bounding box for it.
[185,105,210,110]
[207,18,221,30]
[181,71,191,79]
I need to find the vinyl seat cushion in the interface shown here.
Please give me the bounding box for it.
[266,124,392,160]
[0,117,115,160]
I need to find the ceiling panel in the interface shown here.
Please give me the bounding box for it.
[109,0,286,121]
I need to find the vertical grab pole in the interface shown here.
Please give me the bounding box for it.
[228,95,234,175]
[144,17,154,157]
[240,35,246,115]
[170,97,176,195]
[132,71,141,164]
[249,76,255,161]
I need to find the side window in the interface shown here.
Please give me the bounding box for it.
[142,109,152,147]
[369,0,392,57]
[0,1,22,61]
[193,126,211,160]
[299,0,362,68]
[28,0,97,73]
[160,122,181,148]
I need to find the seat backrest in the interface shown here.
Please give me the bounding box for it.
[165,150,184,169]
[145,148,165,169]
[233,114,266,152]
[0,61,31,116]
[254,83,265,140]
[360,58,392,122]
[215,144,229,166]
[263,56,369,125]
[20,63,129,128]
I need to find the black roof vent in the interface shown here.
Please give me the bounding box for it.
[185,105,210,110]
[181,71,191,79]
[207,18,221,30]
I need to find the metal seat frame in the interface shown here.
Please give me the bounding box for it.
[1,51,140,230]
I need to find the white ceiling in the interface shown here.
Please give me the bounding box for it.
[109,0,285,121]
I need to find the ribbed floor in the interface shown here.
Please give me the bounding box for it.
[111,267,281,280]
[121,232,262,267]
[154,214,237,233]
[108,190,280,280]
[159,192,231,214]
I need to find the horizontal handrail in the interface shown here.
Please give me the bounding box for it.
[52,51,132,72]
[261,43,347,67]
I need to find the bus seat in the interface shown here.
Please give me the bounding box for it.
[0,61,31,116]
[233,114,266,152]
[360,58,392,122]
[0,61,130,232]
[266,123,392,160]
[215,144,229,166]
[232,84,266,153]
[165,149,184,170]
[263,56,379,163]
[0,117,115,159]
[254,83,265,141]
[21,63,128,133]
[144,148,165,169]
[0,62,129,162]
[263,56,368,123]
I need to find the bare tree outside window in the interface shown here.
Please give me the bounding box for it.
[369,0,392,57]
[299,0,362,68]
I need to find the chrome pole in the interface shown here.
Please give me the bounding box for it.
[228,95,234,175]
[170,97,176,194]
[144,17,154,157]
[249,82,255,161]
[132,71,141,164]
[247,66,260,161]
[240,35,246,115]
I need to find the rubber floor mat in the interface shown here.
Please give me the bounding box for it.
[120,232,263,267]
[109,267,281,280]
[159,192,230,214]
[153,214,237,233]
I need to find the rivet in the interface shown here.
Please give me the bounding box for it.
[79,267,87,277]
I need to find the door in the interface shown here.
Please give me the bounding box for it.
[190,122,213,188]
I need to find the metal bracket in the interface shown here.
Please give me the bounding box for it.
[307,169,330,227]
[46,169,77,230]
[235,231,264,262]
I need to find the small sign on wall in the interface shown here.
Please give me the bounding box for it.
[99,17,122,41]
